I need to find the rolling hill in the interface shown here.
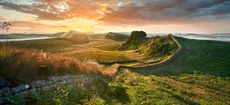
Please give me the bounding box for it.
[131,36,230,77]
[0,32,229,105]
[60,30,89,44]
[115,36,230,105]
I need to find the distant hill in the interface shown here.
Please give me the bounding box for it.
[105,32,129,41]
[60,30,89,44]
[52,32,65,37]
[0,33,55,39]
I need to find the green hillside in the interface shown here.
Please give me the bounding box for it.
[120,31,178,58]
[133,37,230,77]
[26,37,230,105]
[139,35,178,58]
[118,31,178,67]
[112,37,230,104]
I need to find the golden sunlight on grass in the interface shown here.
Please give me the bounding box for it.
[0,44,117,83]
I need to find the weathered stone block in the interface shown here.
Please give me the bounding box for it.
[31,80,47,88]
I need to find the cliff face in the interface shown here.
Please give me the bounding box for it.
[119,31,147,50]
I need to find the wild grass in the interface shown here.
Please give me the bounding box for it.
[105,70,230,105]
[0,44,116,83]
[26,74,110,105]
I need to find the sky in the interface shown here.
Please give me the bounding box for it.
[0,0,230,34]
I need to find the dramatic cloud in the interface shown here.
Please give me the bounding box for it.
[100,0,230,24]
[0,0,230,33]
[0,0,230,24]
[0,0,109,20]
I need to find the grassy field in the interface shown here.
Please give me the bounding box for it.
[25,68,230,105]
[94,37,229,105]
[114,36,230,104]
[11,34,178,66]
[10,35,140,64]
[104,69,230,105]
[1,34,230,105]
[11,38,77,53]
[0,44,118,83]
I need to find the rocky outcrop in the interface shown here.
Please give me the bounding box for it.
[119,31,147,50]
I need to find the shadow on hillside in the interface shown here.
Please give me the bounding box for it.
[121,37,230,78]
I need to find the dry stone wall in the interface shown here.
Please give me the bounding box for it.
[0,74,101,104]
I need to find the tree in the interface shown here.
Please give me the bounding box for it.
[0,22,12,42]
[0,22,12,32]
